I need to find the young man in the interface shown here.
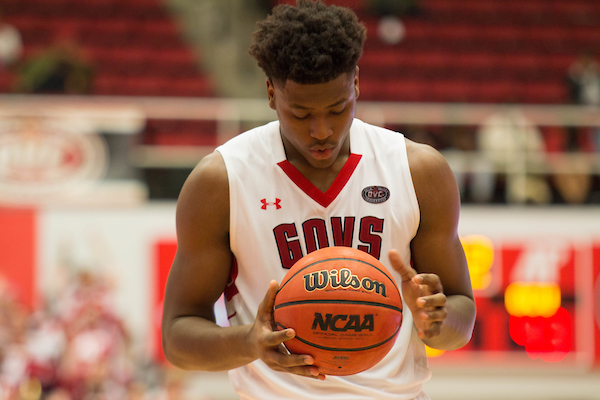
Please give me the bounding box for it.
[161,1,476,399]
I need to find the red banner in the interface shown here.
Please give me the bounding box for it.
[0,207,37,309]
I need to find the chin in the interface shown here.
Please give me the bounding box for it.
[308,157,337,170]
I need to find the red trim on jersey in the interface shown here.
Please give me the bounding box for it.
[277,153,362,208]
[224,256,240,302]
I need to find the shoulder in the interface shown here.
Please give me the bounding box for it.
[176,151,229,230]
[355,119,399,138]
[405,138,460,227]
[182,151,228,195]
[217,121,280,165]
[219,121,279,150]
[405,138,454,182]
[353,119,407,155]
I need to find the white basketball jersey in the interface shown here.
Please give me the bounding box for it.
[216,118,431,400]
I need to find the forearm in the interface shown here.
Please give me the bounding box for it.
[163,316,257,371]
[421,294,476,351]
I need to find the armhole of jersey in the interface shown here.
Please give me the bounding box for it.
[398,136,421,237]
[215,147,237,253]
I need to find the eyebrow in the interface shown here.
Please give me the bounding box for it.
[291,98,347,110]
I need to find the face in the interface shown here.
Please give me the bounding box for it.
[267,68,359,170]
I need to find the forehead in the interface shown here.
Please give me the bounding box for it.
[277,73,355,108]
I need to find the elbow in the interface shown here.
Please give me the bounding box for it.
[452,297,477,350]
[424,296,476,351]
[449,329,474,351]
[450,298,477,350]
[161,334,198,371]
[161,324,195,371]
[161,324,224,372]
[425,326,474,352]
[162,331,183,369]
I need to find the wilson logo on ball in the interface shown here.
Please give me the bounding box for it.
[303,267,387,297]
[311,313,374,332]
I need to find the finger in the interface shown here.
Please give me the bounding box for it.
[266,351,325,379]
[415,274,443,293]
[286,363,326,380]
[388,249,416,282]
[418,293,447,308]
[419,308,448,323]
[266,357,321,379]
[263,328,296,348]
[270,351,314,368]
[419,322,443,339]
[285,365,325,380]
[257,280,279,319]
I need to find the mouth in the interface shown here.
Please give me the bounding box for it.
[310,144,335,160]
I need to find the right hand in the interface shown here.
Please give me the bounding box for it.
[248,280,326,380]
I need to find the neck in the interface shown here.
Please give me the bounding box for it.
[281,136,351,193]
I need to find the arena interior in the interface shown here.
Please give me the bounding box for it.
[0,0,599,399]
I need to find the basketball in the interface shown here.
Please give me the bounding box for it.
[273,246,403,376]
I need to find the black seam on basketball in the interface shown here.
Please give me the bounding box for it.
[274,299,402,313]
[275,322,401,352]
[278,256,399,294]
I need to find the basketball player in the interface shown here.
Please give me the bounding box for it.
[161,1,476,399]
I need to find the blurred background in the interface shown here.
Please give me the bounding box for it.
[0,0,599,399]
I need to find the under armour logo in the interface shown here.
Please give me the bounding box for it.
[261,198,282,210]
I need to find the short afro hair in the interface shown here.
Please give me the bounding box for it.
[249,0,367,85]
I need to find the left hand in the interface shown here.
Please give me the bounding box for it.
[388,249,447,340]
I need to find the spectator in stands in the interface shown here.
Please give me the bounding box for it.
[15,32,94,94]
[0,269,180,400]
[567,51,600,106]
[367,0,421,45]
[0,287,31,399]
[563,51,598,202]
[0,8,22,93]
[25,310,67,392]
[566,50,600,156]
[477,106,551,204]
[545,125,594,204]
[45,387,73,400]
[0,9,22,68]
[445,125,496,203]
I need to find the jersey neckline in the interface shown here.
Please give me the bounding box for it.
[277,153,362,208]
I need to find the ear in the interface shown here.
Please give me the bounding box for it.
[266,78,276,110]
[354,66,360,99]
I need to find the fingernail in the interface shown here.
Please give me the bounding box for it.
[310,368,319,376]
[304,356,314,365]
[417,298,426,307]
[286,330,295,337]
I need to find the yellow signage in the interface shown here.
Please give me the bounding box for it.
[461,235,494,290]
[505,282,561,318]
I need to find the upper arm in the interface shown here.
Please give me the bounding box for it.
[406,139,474,300]
[162,151,232,326]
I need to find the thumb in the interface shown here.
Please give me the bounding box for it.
[388,249,416,283]
[258,280,279,318]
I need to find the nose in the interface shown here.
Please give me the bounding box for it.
[309,117,333,141]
